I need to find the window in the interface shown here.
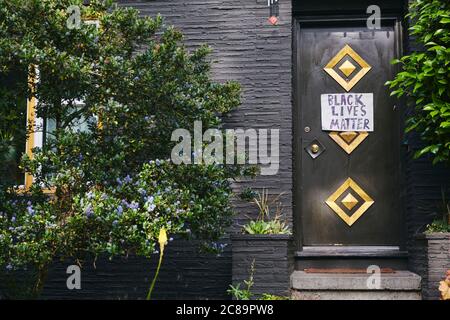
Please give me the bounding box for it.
[1,66,92,193]
[1,19,100,192]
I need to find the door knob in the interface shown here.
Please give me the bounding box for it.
[305,139,325,159]
[310,144,320,154]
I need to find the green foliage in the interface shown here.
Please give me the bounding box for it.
[259,294,289,300]
[241,189,290,235]
[0,0,246,296]
[386,0,450,164]
[227,283,254,301]
[242,219,289,235]
[239,187,258,201]
[227,260,289,300]
[426,189,450,232]
[227,259,255,300]
[426,219,450,232]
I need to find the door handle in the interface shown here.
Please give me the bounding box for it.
[305,139,325,159]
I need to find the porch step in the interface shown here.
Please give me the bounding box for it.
[295,246,408,270]
[290,270,422,300]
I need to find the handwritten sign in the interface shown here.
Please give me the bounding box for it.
[321,93,374,132]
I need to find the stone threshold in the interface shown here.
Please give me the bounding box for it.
[290,270,422,300]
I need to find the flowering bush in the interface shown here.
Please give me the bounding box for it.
[0,0,248,297]
[66,160,238,259]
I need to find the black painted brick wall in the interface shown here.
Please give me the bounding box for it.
[231,235,294,297]
[409,234,450,300]
[0,238,231,300]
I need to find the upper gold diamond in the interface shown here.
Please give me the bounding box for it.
[339,60,357,77]
[341,193,359,210]
[324,44,371,92]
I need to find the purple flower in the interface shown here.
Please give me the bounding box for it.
[117,205,123,215]
[6,264,13,271]
[112,220,118,226]
[147,203,156,212]
[85,205,94,218]
[123,175,132,184]
[27,206,35,216]
[129,201,139,210]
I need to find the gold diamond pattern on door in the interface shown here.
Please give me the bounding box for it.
[323,44,372,92]
[325,178,374,227]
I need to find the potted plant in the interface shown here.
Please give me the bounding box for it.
[231,189,293,298]
[411,191,450,300]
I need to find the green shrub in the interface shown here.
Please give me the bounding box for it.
[386,0,450,164]
[0,0,247,297]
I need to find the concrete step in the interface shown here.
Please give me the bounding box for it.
[290,270,422,300]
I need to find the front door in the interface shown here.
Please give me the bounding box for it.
[296,22,403,247]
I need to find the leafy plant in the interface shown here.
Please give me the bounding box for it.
[426,188,450,233]
[386,0,450,164]
[241,189,290,235]
[260,294,289,300]
[239,187,258,201]
[227,259,255,300]
[0,0,248,297]
[227,259,289,300]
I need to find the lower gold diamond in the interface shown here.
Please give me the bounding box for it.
[325,178,374,226]
[329,131,369,154]
[341,193,359,210]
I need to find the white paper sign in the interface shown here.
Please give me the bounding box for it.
[321,93,374,132]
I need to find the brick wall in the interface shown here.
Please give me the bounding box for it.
[1,238,232,300]
[410,234,450,300]
[231,235,294,297]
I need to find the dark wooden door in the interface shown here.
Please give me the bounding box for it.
[297,23,403,246]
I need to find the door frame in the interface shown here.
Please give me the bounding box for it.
[292,14,407,252]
